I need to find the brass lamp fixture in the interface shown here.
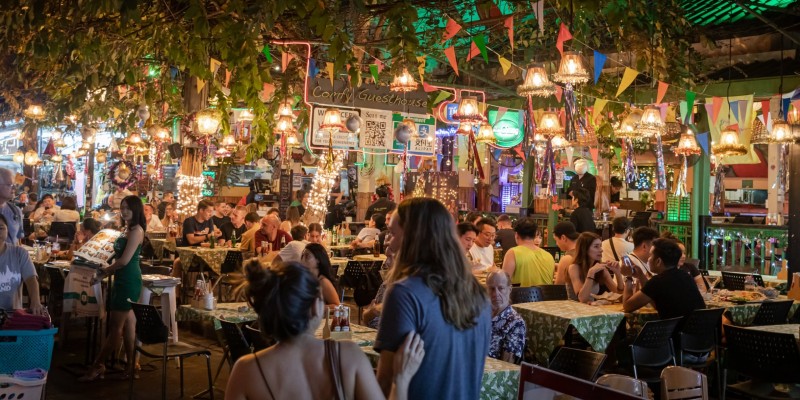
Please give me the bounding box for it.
[275,115,296,135]
[517,63,555,98]
[286,131,300,147]
[713,127,747,157]
[552,52,589,86]
[12,148,25,163]
[637,106,665,137]
[456,123,474,136]
[389,68,418,93]
[239,109,255,122]
[276,99,294,118]
[550,134,569,150]
[453,96,484,124]
[770,120,794,143]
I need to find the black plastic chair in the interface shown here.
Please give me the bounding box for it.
[49,221,77,244]
[721,271,746,290]
[510,286,543,304]
[723,325,800,400]
[220,250,243,274]
[749,300,794,326]
[218,319,251,367]
[629,317,683,382]
[129,302,213,400]
[340,261,383,320]
[548,347,607,381]
[536,284,568,301]
[678,308,725,394]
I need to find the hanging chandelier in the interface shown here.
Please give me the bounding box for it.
[456,123,474,136]
[195,108,222,135]
[537,111,564,137]
[319,108,346,132]
[616,108,644,139]
[389,68,418,93]
[517,63,555,98]
[713,127,748,157]
[23,104,45,120]
[552,52,589,86]
[673,128,701,156]
[24,149,40,166]
[453,96,484,124]
[12,148,24,163]
[637,105,665,137]
[550,134,569,151]
[475,122,496,144]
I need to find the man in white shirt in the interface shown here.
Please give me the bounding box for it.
[622,227,661,289]
[350,213,385,249]
[601,217,633,262]
[32,194,60,223]
[144,203,164,232]
[469,218,497,273]
[278,225,309,262]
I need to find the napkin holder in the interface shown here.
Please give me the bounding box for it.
[322,306,352,340]
[787,273,800,301]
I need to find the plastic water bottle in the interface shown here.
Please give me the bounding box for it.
[744,275,756,292]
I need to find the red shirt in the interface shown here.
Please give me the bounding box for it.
[254,229,293,252]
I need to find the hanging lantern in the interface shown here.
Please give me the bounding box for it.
[286,131,300,147]
[552,52,589,85]
[147,125,171,142]
[95,151,107,163]
[54,163,65,183]
[788,106,800,125]
[637,105,665,137]
[550,134,569,151]
[126,130,143,145]
[673,128,701,156]
[23,104,45,120]
[206,153,218,167]
[276,99,294,118]
[453,96,484,124]
[195,108,222,135]
[713,127,748,157]
[54,138,66,147]
[275,114,295,135]
[12,148,25,163]
[389,68,418,92]
[24,149,40,166]
[214,146,230,157]
[456,123,474,136]
[80,142,91,151]
[221,134,237,148]
[537,111,564,137]
[617,108,644,139]
[51,154,63,163]
[476,122,496,144]
[319,108,346,132]
[239,109,255,122]
[769,120,794,143]
[51,129,63,141]
[517,63,555,98]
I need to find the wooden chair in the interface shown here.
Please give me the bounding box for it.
[595,374,650,399]
[660,366,708,400]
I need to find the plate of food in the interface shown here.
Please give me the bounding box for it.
[717,290,766,303]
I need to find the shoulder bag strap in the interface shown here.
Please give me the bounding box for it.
[609,238,620,261]
[325,339,346,400]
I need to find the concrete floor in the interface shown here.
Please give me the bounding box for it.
[46,318,229,400]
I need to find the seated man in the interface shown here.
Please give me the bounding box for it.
[623,238,705,320]
[553,222,578,285]
[239,212,262,257]
[494,214,516,258]
[623,226,660,291]
[486,270,526,364]
[349,213,385,249]
[220,206,248,245]
[601,217,633,262]
[277,225,309,262]
[172,200,219,278]
[469,218,497,273]
[502,218,555,287]
[254,215,292,253]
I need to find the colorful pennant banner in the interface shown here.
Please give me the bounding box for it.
[473,34,488,63]
[444,46,459,76]
[504,16,514,50]
[685,91,696,124]
[369,64,379,83]
[592,98,609,121]
[498,57,512,75]
[593,51,606,84]
[443,18,462,42]
[711,97,723,124]
[656,81,669,104]
[556,23,572,55]
[615,68,639,97]
[210,58,221,75]
[325,62,335,85]
[262,45,272,63]
[417,55,426,83]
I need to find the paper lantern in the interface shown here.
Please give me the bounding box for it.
[552,52,589,85]
[517,63,555,98]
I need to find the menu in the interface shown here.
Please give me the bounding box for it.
[73,229,122,268]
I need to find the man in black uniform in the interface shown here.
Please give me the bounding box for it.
[365,185,396,220]
[567,159,597,208]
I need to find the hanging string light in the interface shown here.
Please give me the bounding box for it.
[637,105,665,137]
[552,52,589,86]
[517,63,555,98]
[389,68,418,92]
[306,150,344,221]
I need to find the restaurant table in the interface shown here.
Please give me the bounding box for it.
[329,245,353,257]
[706,297,799,326]
[149,238,177,259]
[512,300,625,364]
[745,324,800,342]
[176,246,241,276]
[312,324,520,400]
[352,254,386,262]
[331,257,349,276]
[707,270,786,288]
[598,303,659,331]
[140,274,181,343]
[176,302,258,328]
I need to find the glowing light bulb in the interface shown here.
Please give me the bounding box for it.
[567,59,577,73]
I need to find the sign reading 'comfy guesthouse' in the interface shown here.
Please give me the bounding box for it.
[307,77,429,115]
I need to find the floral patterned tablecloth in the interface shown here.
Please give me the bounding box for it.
[150,238,177,259]
[176,247,241,276]
[745,324,800,341]
[706,297,799,326]
[512,300,625,364]
[177,302,257,327]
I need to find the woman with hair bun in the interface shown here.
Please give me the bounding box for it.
[224,261,424,400]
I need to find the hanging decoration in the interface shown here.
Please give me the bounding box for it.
[23,104,45,120]
[475,122,496,144]
[389,68,418,93]
[552,52,589,86]
[306,149,344,222]
[617,108,643,139]
[24,149,40,166]
[319,108,346,132]
[13,148,25,163]
[107,160,137,190]
[453,96,484,125]
[195,108,222,136]
[653,134,667,190]
[638,105,665,137]
[712,127,747,157]
[623,139,638,184]
[672,128,701,197]
[517,63,555,98]
[712,164,726,214]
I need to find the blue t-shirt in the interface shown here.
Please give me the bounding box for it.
[374,275,491,400]
[0,203,24,244]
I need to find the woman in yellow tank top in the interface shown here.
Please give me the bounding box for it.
[501,218,555,287]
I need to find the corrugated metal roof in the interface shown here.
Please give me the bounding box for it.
[682,0,798,26]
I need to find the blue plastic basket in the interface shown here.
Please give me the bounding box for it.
[0,328,58,373]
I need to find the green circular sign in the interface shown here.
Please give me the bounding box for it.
[488,109,523,148]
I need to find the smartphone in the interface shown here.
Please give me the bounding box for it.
[621,255,633,276]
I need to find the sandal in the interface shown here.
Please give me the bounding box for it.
[77,364,106,382]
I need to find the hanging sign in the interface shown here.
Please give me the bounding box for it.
[391,113,436,156]
[307,78,428,115]
[359,108,395,149]
[309,106,360,149]
[487,109,524,148]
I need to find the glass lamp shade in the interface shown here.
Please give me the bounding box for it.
[550,134,569,150]
[517,63,555,98]
[277,99,295,118]
[713,128,748,157]
[770,120,794,143]
[538,111,564,137]
[552,52,589,85]
[24,149,40,165]
[476,122,496,144]
[23,104,45,120]
[453,96,484,124]
[221,134,237,148]
[195,108,222,135]
[275,115,295,135]
[673,129,701,156]
[12,149,24,163]
[456,123,474,136]
[637,106,665,137]
[617,109,644,139]
[319,108,346,132]
[239,109,255,122]
[389,68,418,92]
[206,154,218,167]
[788,106,800,125]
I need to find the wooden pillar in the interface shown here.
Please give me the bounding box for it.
[788,144,800,288]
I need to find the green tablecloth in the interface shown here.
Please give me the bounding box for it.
[706,298,799,326]
[177,302,257,326]
[150,238,177,259]
[512,300,625,364]
[745,324,800,341]
[176,247,240,276]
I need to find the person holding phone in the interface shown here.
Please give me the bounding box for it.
[618,227,660,291]
[566,232,624,303]
[31,194,60,223]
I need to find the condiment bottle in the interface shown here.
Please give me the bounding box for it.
[332,307,341,332]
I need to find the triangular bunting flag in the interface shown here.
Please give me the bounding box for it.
[262,45,272,63]
[422,82,437,92]
[615,68,639,97]
[417,55,426,84]
[112,108,122,119]
[712,97,723,124]
[659,103,668,122]
[761,100,770,121]
[534,1,544,33]
[496,107,508,121]
[308,58,318,77]
[210,58,221,75]
[443,18,462,42]
[592,99,609,121]
[369,64,379,83]
[730,100,740,122]
[467,41,480,61]
[696,132,709,154]
[738,100,748,126]
[375,59,384,73]
[782,97,791,117]
[196,79,206,94]
[556,23,572,55]
[679,101,688,123]
[498,57,512,75]
[224,70,231,87]
[281,52,295,72]
[685,91,696,124]
[444,46,459,76]
[433,90,452,105]
[325,62,335,86]
[260,82,275,100]
[555,86,563,103]
[161,102,169,117]
[589,148,598,167]
[793,100,800,116]
[504,16,514,50]
[656,81,669,104]
[593,51,606,84]
[704,104,713,125]
[474,34,488,63]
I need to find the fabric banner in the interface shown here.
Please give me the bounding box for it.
[761,100,770,120]
[325,62,335,85]
[281,52,294,72]
[262,45,272,63]
[656,81,669,104]
[210,58,221,75]
[467,41,480,61]
[615,68,639,97]
[696,131,709,155]
[555,86,563,103]
[225,70,232,87]
[196,79,205,94]
[443,18,462,42]
[556,23,572,55]
[534,1,544,33]
[730,100,740,122]
[592,99,609,122]
[712,97,723,124]
[422,82,437,92]
[499,57,512,75]
[593,51,606,84]
[504,16,514,49]
[705,94,758,164]
[444,46,459,76]
[417,55,426,84]
[474,34,488,63]
[685,91,696,124]
[433,91,452,105]
[369,64,379,83]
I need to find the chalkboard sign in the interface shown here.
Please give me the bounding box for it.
[278,169,293,217]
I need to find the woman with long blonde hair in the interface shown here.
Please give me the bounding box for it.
[375,198,490,399]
